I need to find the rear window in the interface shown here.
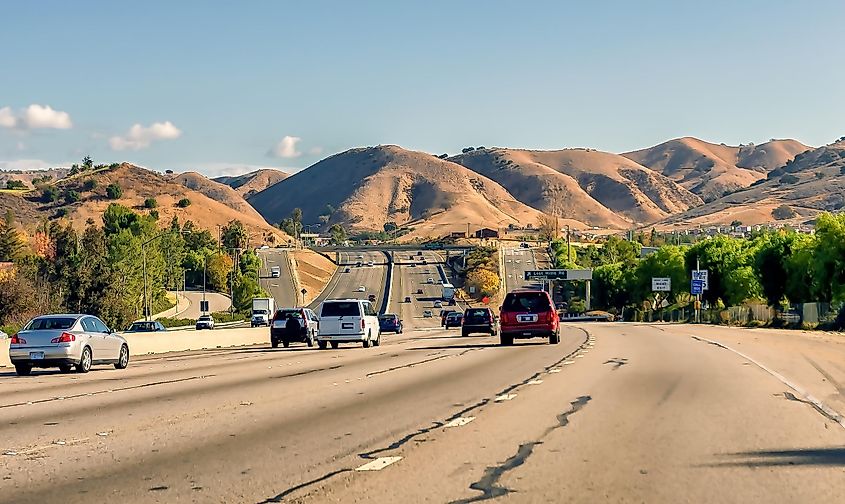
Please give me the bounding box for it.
[503,291,552,312]
[321,302,361,317]
[275,310,304,320]
[465,308,488,318]
[378,314,397,322]
[25,317,77,330]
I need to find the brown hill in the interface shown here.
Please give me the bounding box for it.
[170,172,260,217]
[0,163,288,243]
[622,137,809,202]
[213,169,289,198]
[0,167,70,189]
[450,148,702,228]
[248,145,547,236]
[658,139,845,228]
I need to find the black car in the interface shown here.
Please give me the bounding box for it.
[378,314,403,334]
[271,308,319,348]
[462,307,496,337]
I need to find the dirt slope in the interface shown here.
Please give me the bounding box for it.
[248,145,546,235]
[659,140,845,228]
[0,168,70,189]
[213,169,289,198]
[450,148,702,228]
[170,172,260,217]
[622,137,809,202]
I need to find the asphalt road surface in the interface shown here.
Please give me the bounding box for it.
[164,290,232,320]
[503,245,543,291]
[308,251,387,312]
[258,249,298,308]
[389,250,451,330]
[3,322,844,503]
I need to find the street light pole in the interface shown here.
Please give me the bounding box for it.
[142,245,149,321]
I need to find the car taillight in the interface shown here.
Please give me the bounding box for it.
[51,332,76,343]
[361,319,365,330]
[10,334,26,344]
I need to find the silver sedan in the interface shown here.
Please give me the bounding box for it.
[9,314,130,376]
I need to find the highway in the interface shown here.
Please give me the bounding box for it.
[308,251,387,312]
[258,249,298,308]
[388,250,451,330]
[3,322,844,503]
[502,244,543,291]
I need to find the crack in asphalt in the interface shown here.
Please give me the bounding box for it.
[0,374,215,409]
[449,396,592,504]
[270,365,342,380]
[255,327,591,503]
[603,358,628,370]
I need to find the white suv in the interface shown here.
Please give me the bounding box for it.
[317,299,381,349]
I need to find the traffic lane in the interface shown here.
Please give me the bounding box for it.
[297,322,845,503]
[503,246,543,290]
[3,328,585,504]
[259,249,297,308]
[392,258,444,330]
[172,290,231,320]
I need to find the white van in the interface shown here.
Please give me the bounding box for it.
[317,299,380,349]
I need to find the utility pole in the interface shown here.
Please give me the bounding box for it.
[142,245,148,321]
[216,224,222,250]
[566,225,572,263]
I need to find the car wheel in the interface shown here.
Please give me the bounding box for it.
[374,331,381,347]
[15,364,32,376]
[550,330,560,345]
[363,333,371,349]
[500,333,513,346]
[318,340,327,350]
[58,364,73,373]
[282,340,290,348]
[114,344,129,369]
[271,338,279,348]
[77,347,92,373]
[461,329,468,337]
[306,335,314,347]
[330,341,339,349]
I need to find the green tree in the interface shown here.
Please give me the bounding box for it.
[177,197,191,208]
[64,190,81,204]
[592,263,631,310]
[329,224,347,245]
[144,197,158,209]
[813,213,845,302]
[82,155,94,171]
[41,186,59,203]
[221,220,248,250]
[105,183,123,199]
[383,221,398,233]
[82,179,98,191]
[632,245,687,304]
[753,231,808,305]
[5,180,26,190]
[205,252,233,292]
[0,211,24,262]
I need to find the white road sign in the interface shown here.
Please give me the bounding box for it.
[692,270,709,290]
[652,277,671,292]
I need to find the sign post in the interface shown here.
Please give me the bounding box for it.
[691,261,708,323]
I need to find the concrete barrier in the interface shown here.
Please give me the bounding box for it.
[0,327,270,368]
[1,339,10,368]
[124,326,269,356]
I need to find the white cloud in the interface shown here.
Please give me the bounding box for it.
[0,107,16,128]
[22,104,72,129]
[0,159,62,171]
[109,121,182,151]
[269,135,302,158]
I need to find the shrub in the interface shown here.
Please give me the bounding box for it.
[177,198,191,208]
[779,174,800,184]
[815,172,825,179]
[157,316,195,328]
[41,186,59,203]
[105,183,123,199]
[54,208,68,218]
[82,179,97,191]
[5,180,26,190]
[772,204,796,220]
[64,190,81,204]
[144,197,158,209]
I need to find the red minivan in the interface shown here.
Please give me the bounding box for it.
[498,290,559,345]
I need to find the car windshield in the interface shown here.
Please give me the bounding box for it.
[321,302,360,317]
[503,292,552,312]
[24,317,77,330]
[198,316,212,321]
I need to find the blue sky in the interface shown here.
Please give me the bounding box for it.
[1,0,844,176]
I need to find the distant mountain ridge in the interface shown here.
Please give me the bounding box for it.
[212,169,289,198]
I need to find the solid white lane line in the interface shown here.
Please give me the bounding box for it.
[355,456,402,471]
[445,416,476,428]
[691,335,845,429]
[495,394,517,402]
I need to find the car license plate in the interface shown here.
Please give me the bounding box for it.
[273,321,284,328]
[342,323,353,329]
[518,314,537,323]
[29,352,45,360]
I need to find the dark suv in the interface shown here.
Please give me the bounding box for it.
[271,308,319,348]
[499,290,559,345]
[462,307,496,337]
[378,313,403,334]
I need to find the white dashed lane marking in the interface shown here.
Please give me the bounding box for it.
[356,456,402,471]
[527,379,544,385]
[445,416,476,428]
[495,394,517,402]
